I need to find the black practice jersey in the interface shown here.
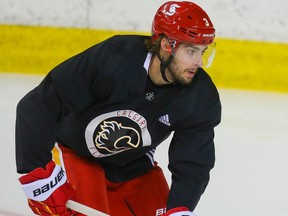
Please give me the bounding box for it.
[16,35,221,211]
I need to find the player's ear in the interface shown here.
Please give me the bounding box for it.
[160,38,172,55]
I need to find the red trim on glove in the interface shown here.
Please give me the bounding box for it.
[19,161,56,184]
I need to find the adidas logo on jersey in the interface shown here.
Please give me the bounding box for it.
[159,114,171,126]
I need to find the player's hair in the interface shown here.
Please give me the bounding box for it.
[144,34,167,53]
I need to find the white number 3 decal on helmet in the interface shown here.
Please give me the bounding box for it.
[203,18,210,26]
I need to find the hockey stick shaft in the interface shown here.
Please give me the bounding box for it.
[66,200,110,216]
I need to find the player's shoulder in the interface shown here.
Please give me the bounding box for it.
[106,35,150,48]
[109,34,150,41]
[177,68,220,110]
[194,68,218,92]
[89,34,149,60]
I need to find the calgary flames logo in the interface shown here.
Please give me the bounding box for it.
[163,3,181,16]
[95,121,140,154]
[85,110,151,158]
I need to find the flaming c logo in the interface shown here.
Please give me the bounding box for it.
[85,110,152,158]
[95,121,140,154]
[163,3,181,16]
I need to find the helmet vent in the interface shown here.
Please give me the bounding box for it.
[179,27,197,39]
[187,15,192,20]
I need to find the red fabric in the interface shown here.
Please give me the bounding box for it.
[19,161,76,216]
[58,144,170,216]
[58,146,110,215]
[106,165,169,216]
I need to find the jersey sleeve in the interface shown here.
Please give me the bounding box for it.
[167,91,221,211]
[15,39,115,173]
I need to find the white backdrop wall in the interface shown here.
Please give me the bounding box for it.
[0,0,288,43]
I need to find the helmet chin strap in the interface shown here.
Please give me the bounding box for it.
[156,52,173,83]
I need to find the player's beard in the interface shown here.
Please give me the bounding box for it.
[167,57,196,86]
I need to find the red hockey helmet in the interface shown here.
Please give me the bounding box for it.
[152,1,215,46]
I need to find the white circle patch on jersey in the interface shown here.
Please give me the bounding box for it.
[85,110,151,158]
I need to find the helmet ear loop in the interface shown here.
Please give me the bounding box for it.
[160,43,175,83]
[155,39,175,83]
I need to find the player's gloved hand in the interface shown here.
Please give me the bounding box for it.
[165,206,196,216]
[19,161,76,216]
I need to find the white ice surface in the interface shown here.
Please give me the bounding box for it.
[0,73,287,216]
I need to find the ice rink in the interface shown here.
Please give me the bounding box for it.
[1,72,288,216]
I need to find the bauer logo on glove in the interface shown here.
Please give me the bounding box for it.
[19,161,76,216]
[21,164,67,201]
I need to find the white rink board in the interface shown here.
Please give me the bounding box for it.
[0,0,288,43]
[0,73,288,216]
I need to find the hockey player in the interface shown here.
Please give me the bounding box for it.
[16,1,221,216]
